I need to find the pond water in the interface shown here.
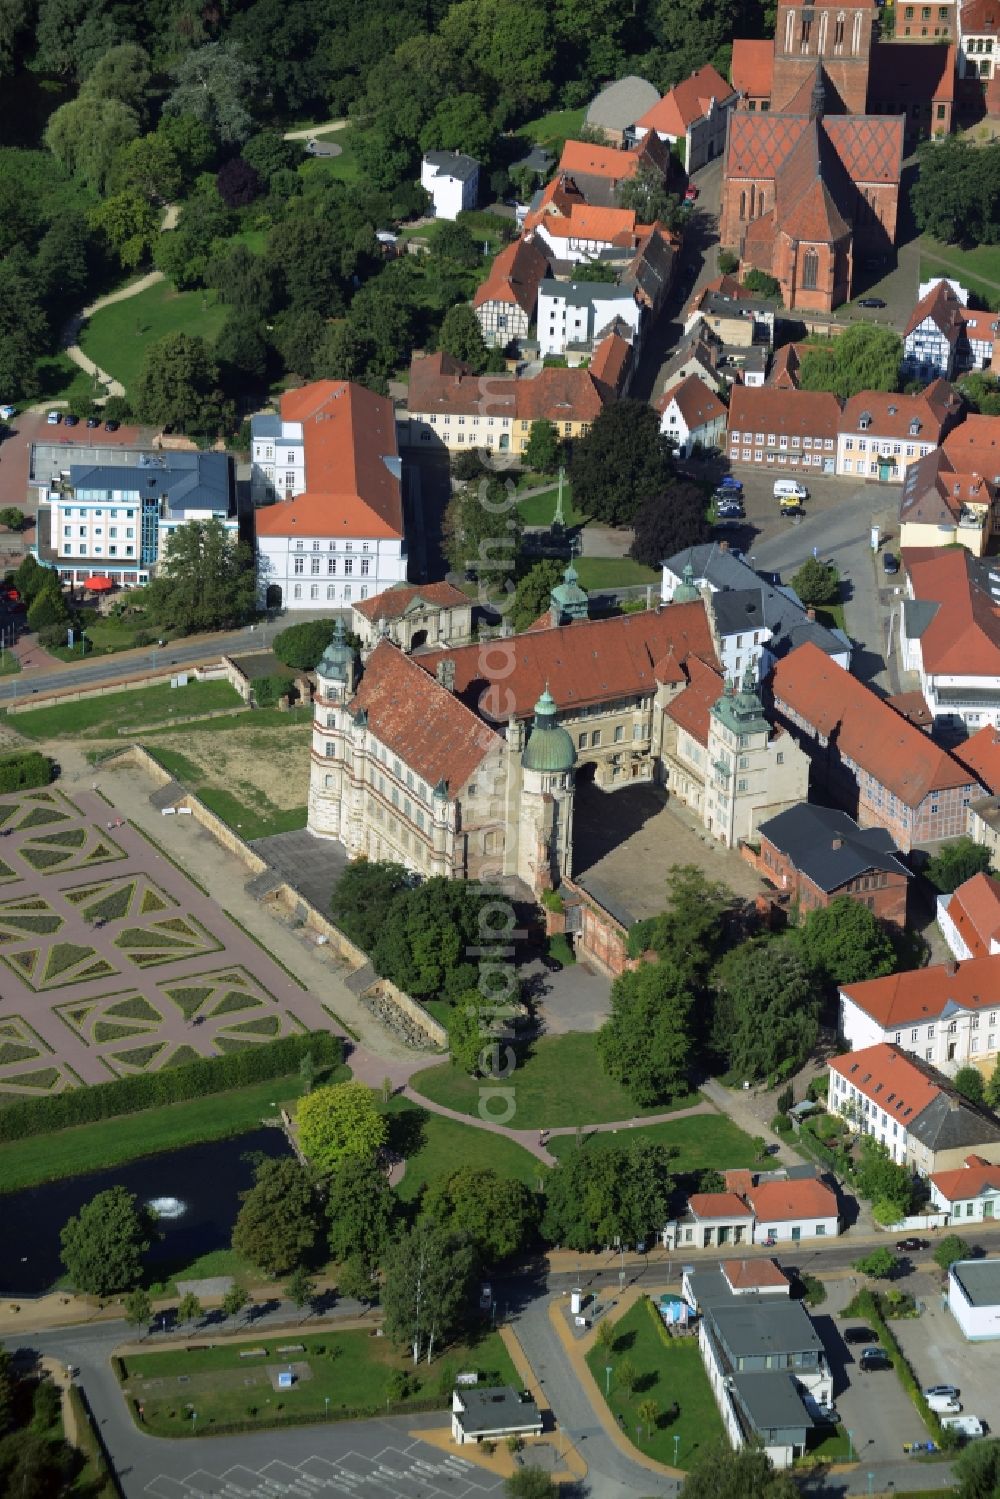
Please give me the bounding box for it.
[0,1127,291,1297]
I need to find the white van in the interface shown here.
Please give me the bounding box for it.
[774,479,808,500]
[927,1392,962,1414]
[941,1415,984,1437]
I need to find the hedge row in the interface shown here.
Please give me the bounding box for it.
[0,1031,343,1144]
[0,750,52,792]
[849,1289,945,1445]
[69,1383,122,1498]
[136,1392,444,1438]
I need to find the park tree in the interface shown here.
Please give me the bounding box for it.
[524,420,561,476]
[629,481,710,568]
[504,1471,558,1499]
[798,323,902,399]
[853,1248,898,1279]
[742,269,782,301]
[216,157,262,208]
[711,939,819,1082]
[33,0,125,80]
[630,865,733,984]
[987,1055,1000,1109]
[598,957,694,1106]
[231,1157,320,1276]
[434,222,483,270]
[124,1286,152,1336]
[145,518,256,635]
[419,92,494,160]
[26,574,70,634]
[443,477,524,580]
[206,243,276,319]
[438,304,491,373]
[80,41,152,116]
[569,400,674,526]
[421,1168,538,1261]
[445,996,493,1076]
[911,137,1000,247]
[88,190,160,269]
[285,1266,317,1313]
[0,1427,76,1498]
[177,1291,203,1326]
[790,557,839,607]
[0,509,24,532]
[221,1282,250,1324]
[165,41,256,145]
[926,837,992,893]
[954,1439,1000,1499]
[371,878,487,1001]
[0,0,29,77]
[0,258,48,399]
[440,0,555,116]
[60,1186,151,1295]
[542,1138,674,1251]
[133,331,229,436]
[957,370,1000,416]
[793,896,898,996]
[510,559,564,632]
[954,1065,986,1105]
[158,113,217,185]
[44,95,140,194]
[215,314,269,384]
[326,1155,398,1270]
[934,1234,971,1270]
[297,1081,388,1174]
[679,1444,800,1499]
[242,129,300,183]
[273,619,344,672]
[271,307,325,380]
[382,1220,477,1363]
[330,859,410,953]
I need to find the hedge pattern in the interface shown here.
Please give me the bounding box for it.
[0,752,53,793]
[0,1031,342,1144]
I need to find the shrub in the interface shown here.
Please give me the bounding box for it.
[776,1084,794,1114]
[0,751,53,793]
[771,1112,793,1133]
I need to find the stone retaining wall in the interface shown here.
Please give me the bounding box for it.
[6,660,229,715]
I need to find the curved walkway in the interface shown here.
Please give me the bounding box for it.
[283,118,347,139]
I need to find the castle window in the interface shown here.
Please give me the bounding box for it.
[800,14,812,47]
[803,249,819,290]
[834,15,845,46]
[740,189,747,220]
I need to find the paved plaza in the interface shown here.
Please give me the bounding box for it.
[0,784,341,1099]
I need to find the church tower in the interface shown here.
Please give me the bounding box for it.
[307,619,358,842]
[771,0,876,114]
[517,687,577,893]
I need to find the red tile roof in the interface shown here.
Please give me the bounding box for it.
[525,199,653,246]
[731,38,774,98]
[721,1258,790,1291]
[352,580,470,624]
[664,654,724,746]
[254,382,403,541]
[830,1042,942,1122]
[962,0,1000,32]
[839,381,961,442]
[767,343,803,389]
[348,639,501,795]
[656,374,727,430]
[472,233,549,314]
[840,956,1000,1029]
[943,413,1000,478]
[955,724,1000,795]
[904,279,966,342]
[728,385,842,442]
[406,343,627,427]
[822,114,905,185]
[587,331,633,395]
[688,1191,754,1220]
[558,140,641,181]
[415,602,718,720]
[904,547,1000,677]
[900,449,995,529]
[931,1154,1000,1203]
[772,641,975,806]
[635,64,736,136]
[745,1177,839,1224]
[946,871,1000,957]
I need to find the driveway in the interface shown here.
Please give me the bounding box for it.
[892,1269,999,1432]
[820,1277,930,1464]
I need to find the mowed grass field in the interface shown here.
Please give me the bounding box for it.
[79,281,228,393]
[546,1113,760,1176]
[9,680,243,739]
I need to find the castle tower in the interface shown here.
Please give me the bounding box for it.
[549,564,590,626]
[771,0,877,115]
[517,686,577,892]
[307,619,358,842]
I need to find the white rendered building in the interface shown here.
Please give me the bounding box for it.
[420,151,480,219]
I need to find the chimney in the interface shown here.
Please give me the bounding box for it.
[831,838,842,851]
[806,607,816,621]
[436,658,456,693]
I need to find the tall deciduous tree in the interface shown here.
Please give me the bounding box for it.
[421,1168,538,1261]
[330,859,410,952]
[326,1155,398,1270]
[0,258,47,398]
[60,1186,151,1295]
[790,557,839,607]
[80,42,152,116]
[297,1081,388,1175]
[541,1139,675,1251]
[524,420,561,476]
[798,322,902,399]
[711,940,819,1082]
[617,163,682,229]
[370,878,489,1001]
[599,959,694,1106]
[443,478,524,580]
[231,1157,320,1275]
[438,305,490,373]
[926,838,992,893]
[133,331,229,436]
[793,896,898,995]
[569,401,674,526]
[629,481,710,568]
[44,95,140,193]
[381,1221,477,1363]
[145,517,254,634]
[679,1445,800,1499]
[165,41,256,145]
[89,190,160,269]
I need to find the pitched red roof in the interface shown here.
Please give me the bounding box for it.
[254,382,403,541]
[635,64,736,136]
[587,331,633,395]
[406,349,620,426]
[656,373,727,430]
[664,655,724,746]
[905,547,1000,677]
[931,1154,1000,1203]
[821,114,905,185]
[745,1177,839,1224]
[348,639,501,795]
[955,724,1000,796]
[772,641,975,807]
[839,381,961,443]
[728,385,841,441]
[900,448,995,529]
[415,602,718,720]
[731,38,773,98]
[352,581,470,624]
[946,871,1000,957]
[904,279,966,343]
[558,139,640,181]
[840,956,1000,1029]
[943,413,1000,479]
[721,1258,790,1291]
[472,233,549,314]
[962,0,1000,32]
[688,1191,754,1220]
[829,1042,942,1122]
[767,343,803,389]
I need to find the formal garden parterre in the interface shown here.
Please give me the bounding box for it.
[0,785,340,1100]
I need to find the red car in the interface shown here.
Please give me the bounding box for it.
[684,184,699,202]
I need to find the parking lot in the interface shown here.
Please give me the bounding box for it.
[892,1271,997,1435]
[0,409,148,515]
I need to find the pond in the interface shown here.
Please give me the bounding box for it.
[0,1127,291,1297]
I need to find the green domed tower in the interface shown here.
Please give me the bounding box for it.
[522,687,577,774]
[673,561,700,604]
[316,617,355,685]
[550,564,589,625]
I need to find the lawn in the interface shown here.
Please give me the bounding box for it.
[381,1095,544,1199]
[199,786,307,841]
[410,1033,699,1129]
[119,1327,517,1436]
[585,1298,726,1470]
[574,558,660,590]
[30,353,96,409]
[546,1113,760,1176]
[516,105,587,150]
[297,126,362,184]
[517,483,582,527]
[0,1073,346,1192]
[9,679,243,739]
[79,280,228,394]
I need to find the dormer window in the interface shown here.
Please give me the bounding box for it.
[909,419,922,435]
[858,412,871,430]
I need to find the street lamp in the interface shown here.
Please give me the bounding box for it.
[605,1365,613,1396]
[867,1473,874,1497]
[847,1430,854,1462]
[324,1396,330,1420]
[673,1434,680,1465]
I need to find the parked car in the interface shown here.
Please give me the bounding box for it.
[858,296,887,309]
[85,416,100,428]
[926,1392,961,1414]
[775,479,809,501]
[859,1347,892,1371]
[925,1385,961,1402]
[104,420,120,432]
[941,1415,985,1438]
[0,404,15,420]
[896,1237,928,1251]
[62,414,79,427]
[479,1283,492,1310]
[46,411,61,425]
[882,551,899,575]
[781,503,805,519]
[684,184,699,202]
[716,505,745,520]
[719,475,743,491]
[844,1326,878,1345]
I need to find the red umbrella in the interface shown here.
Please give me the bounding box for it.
[84,576,113,591]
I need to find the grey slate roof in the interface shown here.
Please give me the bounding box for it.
[68,452,232,517]
[903,597,940,639]
[511,146,554,176]
[710,1299,825,1360]
[586,75,660,132]
[699,289,777,321]
[950,1258,1000,1307]
[908,1091,1000,1155]
[538,277,633,309]
[732,1371,816,1436]
[452,1387,541,1436]
[757,803,910,892]
[423,150,480,182]
[251,413,282,438]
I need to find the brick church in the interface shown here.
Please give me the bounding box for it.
[721,0,935,312]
